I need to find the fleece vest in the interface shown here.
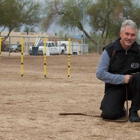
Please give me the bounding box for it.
[104,39,140,75]
[103,38,140,91]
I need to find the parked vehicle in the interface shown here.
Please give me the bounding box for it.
[28,41,65,55]
[57,41,88,55]
[9,44,21,53]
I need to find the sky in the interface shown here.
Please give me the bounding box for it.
[43,23,83,36]
[0,0,65,36]
[34,0,140,36]
[33,0,84,36]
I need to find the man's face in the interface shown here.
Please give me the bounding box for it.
[120,25,137,49]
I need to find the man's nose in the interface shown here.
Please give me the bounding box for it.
[128,35,132,39]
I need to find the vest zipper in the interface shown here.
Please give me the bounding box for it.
[125,50,127,54]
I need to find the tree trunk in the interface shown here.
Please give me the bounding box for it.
[83,30,97,45]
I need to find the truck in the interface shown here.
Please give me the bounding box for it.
[57,41,88,55]
[28,41,65,55]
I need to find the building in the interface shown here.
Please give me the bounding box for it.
[1,31,60,52]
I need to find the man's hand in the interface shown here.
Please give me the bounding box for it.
[124,75,132,83]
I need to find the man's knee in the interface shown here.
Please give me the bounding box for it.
[101,110,120,120]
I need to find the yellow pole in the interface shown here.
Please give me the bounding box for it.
[43,38,47,77]
[68,38,71,77]
[20,38,24,76]
[0,38,1,63]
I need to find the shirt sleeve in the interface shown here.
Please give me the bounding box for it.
[96,50,125,84]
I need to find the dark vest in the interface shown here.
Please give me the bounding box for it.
[104,38,140,91]
[105,38,140,74]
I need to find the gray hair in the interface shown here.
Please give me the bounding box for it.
[120,20,138,32]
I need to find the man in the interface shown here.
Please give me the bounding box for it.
[96,20,140,122]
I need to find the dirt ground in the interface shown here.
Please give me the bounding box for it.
[0,52,140,140]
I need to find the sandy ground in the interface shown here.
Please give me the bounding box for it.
[0,52,140,140]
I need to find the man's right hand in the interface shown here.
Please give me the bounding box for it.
[124,75,132,83]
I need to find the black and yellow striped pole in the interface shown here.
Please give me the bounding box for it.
[68,38,71,77]
[43,38,47,77]
[0,38,1,63]
[20,38,24,77]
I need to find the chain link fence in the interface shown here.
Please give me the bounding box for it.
[2,35,140,55]
[85,38,140,54]
[1,36,89,55]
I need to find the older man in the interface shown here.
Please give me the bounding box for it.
[96,20,140,122]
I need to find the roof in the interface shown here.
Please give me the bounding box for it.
[72,35,83,39]
[1,31,60,39]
